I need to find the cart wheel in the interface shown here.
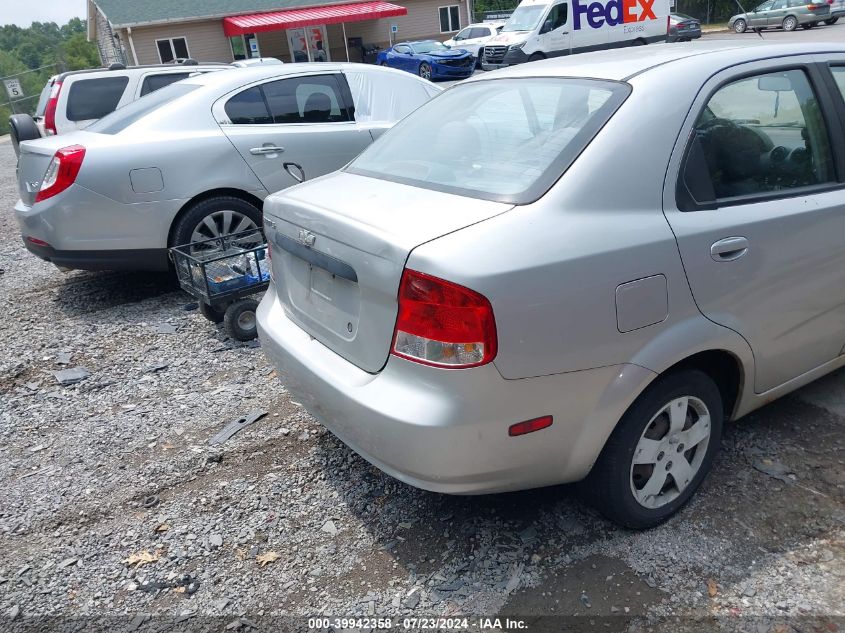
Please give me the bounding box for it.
[224,299,259,341]
[199,302,225,323]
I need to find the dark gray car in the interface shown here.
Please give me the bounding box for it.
[729,0,830,32]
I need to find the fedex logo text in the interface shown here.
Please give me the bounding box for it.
[572,0,657,29]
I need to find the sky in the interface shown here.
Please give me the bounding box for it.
[1,0,87,27]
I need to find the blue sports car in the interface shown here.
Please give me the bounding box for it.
[376,40,474,80]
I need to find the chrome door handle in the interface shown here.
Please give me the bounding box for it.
[710,236,749,262]
[250,146,285,155]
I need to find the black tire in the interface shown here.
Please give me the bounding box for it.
[783,15,798,31]
[580,369,724,529]
[825,16,839,24]
[199,302,225,323]
[527,52,546,62]
[733,18,747,33]
[224,298,259,341]
[9,113,41,158]
[170,196,262,249]
[418,62,432,80]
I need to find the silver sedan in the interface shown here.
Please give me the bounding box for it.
[13,64,440,271]
[258,42,845,528]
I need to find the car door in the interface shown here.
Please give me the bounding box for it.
[664,59,845,393]
[537,1,573,54]
[748,1,774,26]
[767,0,788,26]
[217,73,373,193]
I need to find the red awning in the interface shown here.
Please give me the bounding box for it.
[223,1,407,36]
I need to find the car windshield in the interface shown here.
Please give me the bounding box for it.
[347,78,630,204]
[86,83,199,135]
[672,13,696,21]
[503,5,548,31]
[412,41,449,53]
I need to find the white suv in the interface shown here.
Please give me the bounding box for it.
[32,62,226,137]
[443,22,505,65]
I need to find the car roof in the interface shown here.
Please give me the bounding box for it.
[464,42,845,82]
[55,63,226,82]
[178,62,416,92]
[396,40,439,46]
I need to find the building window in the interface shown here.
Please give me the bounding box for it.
[156,37,190,63]
[439,5,461,33]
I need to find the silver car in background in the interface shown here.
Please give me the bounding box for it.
[14,64,440,271]
[258,42,845,528]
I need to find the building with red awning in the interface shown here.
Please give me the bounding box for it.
[86,0,472,66]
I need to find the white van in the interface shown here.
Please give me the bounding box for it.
[481,0,670,70]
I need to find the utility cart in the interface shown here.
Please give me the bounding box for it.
[170,228,269,341]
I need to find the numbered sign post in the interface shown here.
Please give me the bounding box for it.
[4,78,23,100]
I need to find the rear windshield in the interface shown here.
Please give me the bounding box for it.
[347,78,630,204]
[87,83,199,135]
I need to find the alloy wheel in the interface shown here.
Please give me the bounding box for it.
[419,63,432,80]
[630,396,712,509]
[189,210,259,254]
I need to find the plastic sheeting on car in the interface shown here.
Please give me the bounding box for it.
[344,69,441,123]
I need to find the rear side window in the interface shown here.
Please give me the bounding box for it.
[681,68,834,205]
[140,73,190,96]
[66,76,130,121]
[830,66,845,98]
[348,78,629,203]
[224,75,351,124]
[225,86,273,124]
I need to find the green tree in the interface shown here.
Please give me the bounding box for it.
[1,18,98,136]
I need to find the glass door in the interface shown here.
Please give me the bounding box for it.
[287,26,330,62]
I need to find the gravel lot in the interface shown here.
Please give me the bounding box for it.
[1,94,843,633]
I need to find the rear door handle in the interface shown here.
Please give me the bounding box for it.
[250,146,285,155]
[710,236,749,262]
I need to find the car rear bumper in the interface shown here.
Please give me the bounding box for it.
[21,236,168,271]
[257,286,656,495]
[14,188,178,271]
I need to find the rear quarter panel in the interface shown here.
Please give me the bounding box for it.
[406,67,754,384]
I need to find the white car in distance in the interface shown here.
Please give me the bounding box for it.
[444,22,505,65]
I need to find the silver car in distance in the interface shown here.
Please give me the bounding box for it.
[258,42,845,528]
[13,64,440,271]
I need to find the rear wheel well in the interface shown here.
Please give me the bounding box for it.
[168,189,264,247]
[661,351,742,420]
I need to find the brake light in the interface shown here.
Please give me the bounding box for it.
[808,3,824,7]
[391,269,497,368]
[35,145,86,202]
[44,81,62,136]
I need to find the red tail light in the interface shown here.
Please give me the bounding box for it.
[509,416,553,437]
[43,81,62,136]
[391,269,497,368]
[35,145,86,203]
[807,3,824,7]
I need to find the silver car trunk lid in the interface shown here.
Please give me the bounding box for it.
[263,171,513,373]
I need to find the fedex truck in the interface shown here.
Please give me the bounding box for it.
[481,0,670,70]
